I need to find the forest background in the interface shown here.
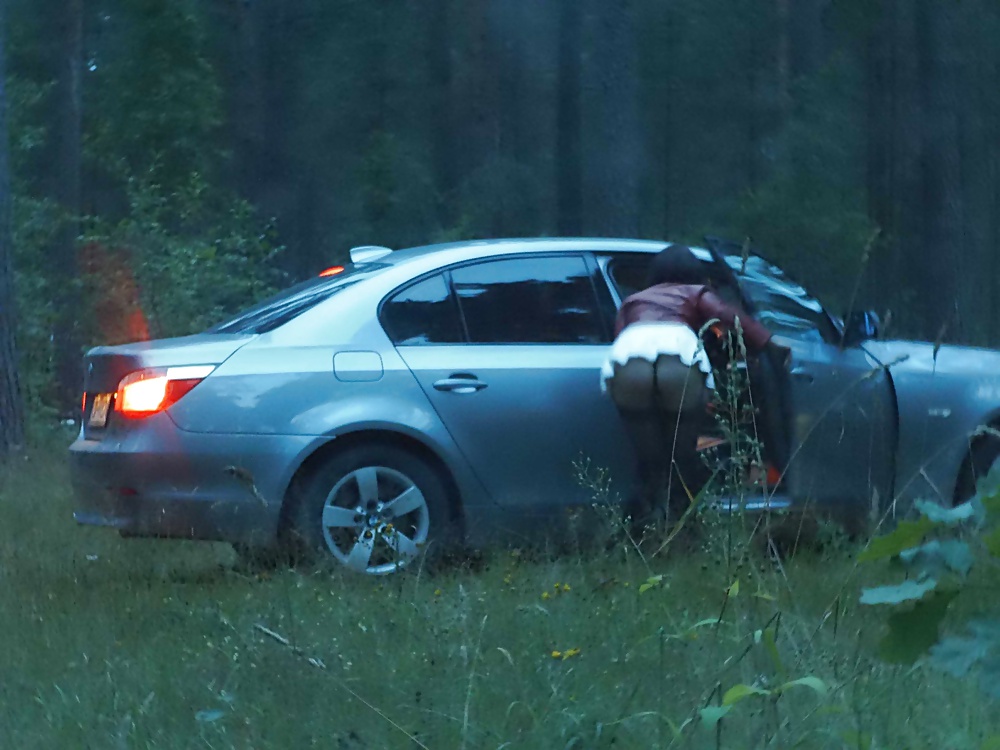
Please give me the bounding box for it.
[2,0,999,433]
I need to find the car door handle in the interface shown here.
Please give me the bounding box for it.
[433,376,488,394]
[789,367,814,383]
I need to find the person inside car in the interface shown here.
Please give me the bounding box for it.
[601,244,786,527]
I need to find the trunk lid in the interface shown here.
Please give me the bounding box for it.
[81,333,254,436]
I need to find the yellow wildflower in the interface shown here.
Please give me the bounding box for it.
[551,650,562,659]
[562,648,582,660]
[541,591,550,600]
[434,589,442,597]
[562,583,571,592]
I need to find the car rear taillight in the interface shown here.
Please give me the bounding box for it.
[115,365,215,418]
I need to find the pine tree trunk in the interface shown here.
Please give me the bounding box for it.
[583,0,641,236]
[453,0,501,233]
[232,0,266,205]
[51,0,83,412]
[775,0,791,121]
[426,0,456,223]
[556,0,582,235]
[0,0,25,456]
[659,1,678,238]
[915,0,962,337]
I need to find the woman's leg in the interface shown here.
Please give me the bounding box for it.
[659,408,707,522]
[608,358,661,522]
[653,356,709,522]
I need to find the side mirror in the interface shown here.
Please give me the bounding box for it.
[842,310,880,347]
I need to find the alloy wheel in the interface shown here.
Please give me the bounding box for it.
[320,465,430,574]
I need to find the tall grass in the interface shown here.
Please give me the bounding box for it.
[1,432,997,748]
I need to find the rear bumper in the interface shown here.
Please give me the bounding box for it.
[68,418,317,545]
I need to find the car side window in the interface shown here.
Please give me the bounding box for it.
[451,256,608,344]
[606,256,650,300]
[381,273,464,345]
[729,256,838,343]
[605,252,745,307]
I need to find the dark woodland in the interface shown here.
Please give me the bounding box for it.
[2,0,999,447]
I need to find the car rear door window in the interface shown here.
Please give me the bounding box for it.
[382,274,463,345]
[606,255,651,300]
[451,256,607,344]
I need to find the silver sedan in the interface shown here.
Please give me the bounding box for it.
[69,238,1000,573]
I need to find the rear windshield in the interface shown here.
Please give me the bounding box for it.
[208,263,389,334]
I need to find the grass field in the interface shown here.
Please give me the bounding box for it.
[1,433,997,749]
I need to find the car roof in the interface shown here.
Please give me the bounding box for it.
[378,237,671,268]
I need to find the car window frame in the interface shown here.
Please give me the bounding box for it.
[599,248,842,346]
[379,252,614,347]
[724,254,841,345]
[378,269,466,347]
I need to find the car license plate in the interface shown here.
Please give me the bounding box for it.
[88,393,112,428]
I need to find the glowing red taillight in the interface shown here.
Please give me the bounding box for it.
[318,265,345,277]
[115,365,215,418]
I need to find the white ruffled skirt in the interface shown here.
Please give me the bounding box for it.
[600,322,715,392]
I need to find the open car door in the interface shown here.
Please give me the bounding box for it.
[707,242,897,519]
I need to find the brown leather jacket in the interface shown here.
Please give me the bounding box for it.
[614,283,772,352]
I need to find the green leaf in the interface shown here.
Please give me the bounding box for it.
[727,579,740,597]
[698,705,731,727]
[983,528,1000,558]
[930,620,1000,677]
[668,618,723,641]
[899,539,974,577]
[878,589,958,664]
[975,461,1000,515]
[776,676,829,697]
[639,575,664,594]
[722,684,770,705]
[857,517,936,562]
[860,578,937,605]
[915,499,977,525]
[762,626,786,678]
[977,657,1000,699]
[839,730,875,749]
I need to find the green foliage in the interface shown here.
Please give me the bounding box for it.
[860,461,1000,687]
[930,620,1000,694]
[899,539,975,577]
[85,0,224,192]
[915,498,981,526]
[860,578,939,605]
[4,0,283,412]
[879,589,959,664]
[857,517,936,562]
[83,173,283,341]
[718,56,877,309]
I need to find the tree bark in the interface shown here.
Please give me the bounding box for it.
[426,0,456,223]
[51,0,84,412]
[915,0,962,336]
[556,0,582,235]
[866,3,894,266]
[582,0,641,236]
[0,0,25,456]
[775,0,792,121]
[231,0,267,206]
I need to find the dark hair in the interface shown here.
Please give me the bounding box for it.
[646,244,708,287]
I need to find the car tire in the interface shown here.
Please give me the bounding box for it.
[286,444,458,575]
[955,434,1000,504]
